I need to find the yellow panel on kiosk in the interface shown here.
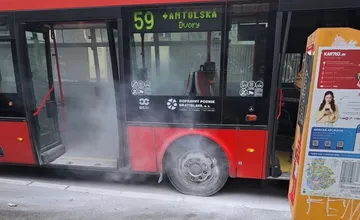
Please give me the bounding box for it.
[289,28,360,220]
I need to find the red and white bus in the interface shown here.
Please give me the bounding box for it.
[1,0,359,196]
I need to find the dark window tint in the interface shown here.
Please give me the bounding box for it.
[226,4,271,97]
[0,41,16,93]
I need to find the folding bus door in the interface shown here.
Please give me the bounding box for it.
[18,24,64,164]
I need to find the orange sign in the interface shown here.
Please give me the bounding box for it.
[290,28,360,220]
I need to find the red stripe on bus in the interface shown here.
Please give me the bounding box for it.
[128,126,268,179]
[0,121,35,165]
[0,0,217,11]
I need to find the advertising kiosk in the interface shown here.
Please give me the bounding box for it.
[289,28,360,219]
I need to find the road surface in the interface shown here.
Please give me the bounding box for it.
[0,166,291,220]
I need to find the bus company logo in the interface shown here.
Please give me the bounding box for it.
[167,98,178,110]
[139,98,149,105]
[139,98,150,110]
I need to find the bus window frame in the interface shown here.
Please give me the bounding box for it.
[221,3,277,126]
[0,14,25,119]
[265,11,292,178]
[224,5,272,98]
[122,3,227,125]
[122,2,279,127]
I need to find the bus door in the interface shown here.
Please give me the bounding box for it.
[106,20,128,168]
[18,24,64,164]
[221,3,277,179]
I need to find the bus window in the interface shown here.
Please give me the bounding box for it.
[129,10,222,97]
[0,41,16,93]
[221,3,275,125]
[281,53,303,84]
[226,3,271,98]
[125,7,224,124]
[0,40,24,118]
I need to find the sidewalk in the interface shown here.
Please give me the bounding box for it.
[0,177,291,220]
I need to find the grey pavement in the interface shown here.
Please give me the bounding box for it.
[0,167,291,220]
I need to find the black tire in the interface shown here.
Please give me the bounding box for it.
[164,136,229,197]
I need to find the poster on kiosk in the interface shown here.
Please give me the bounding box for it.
[289,28,360,220]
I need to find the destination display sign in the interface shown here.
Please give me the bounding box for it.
[130,7,223,33]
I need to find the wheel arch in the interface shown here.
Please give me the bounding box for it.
[157,131,236,177]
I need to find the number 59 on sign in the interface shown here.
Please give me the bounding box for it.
[133,11,154,31]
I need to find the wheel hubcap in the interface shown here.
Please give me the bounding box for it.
[179,151,216,183]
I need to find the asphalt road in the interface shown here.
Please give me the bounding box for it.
[0,166,291,220]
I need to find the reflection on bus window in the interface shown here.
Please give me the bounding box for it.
[226,3,270,97]
[26,31,57,134]
[130,32,221,96]
[0,41,16,93]
[282,53,303,83]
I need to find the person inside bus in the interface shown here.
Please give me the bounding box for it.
[315,91,339,125]
[185,62,217,96]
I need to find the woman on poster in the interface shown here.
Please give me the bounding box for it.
[356,73,360,88]
[315,91,339,125]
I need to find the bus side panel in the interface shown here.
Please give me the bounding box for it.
[0,121,35,165]
[236,130,267,179]
[153,127,238,177]
[127,126,267,179]
[128,126,157,172]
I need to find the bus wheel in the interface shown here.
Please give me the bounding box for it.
[165,138,228,196]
